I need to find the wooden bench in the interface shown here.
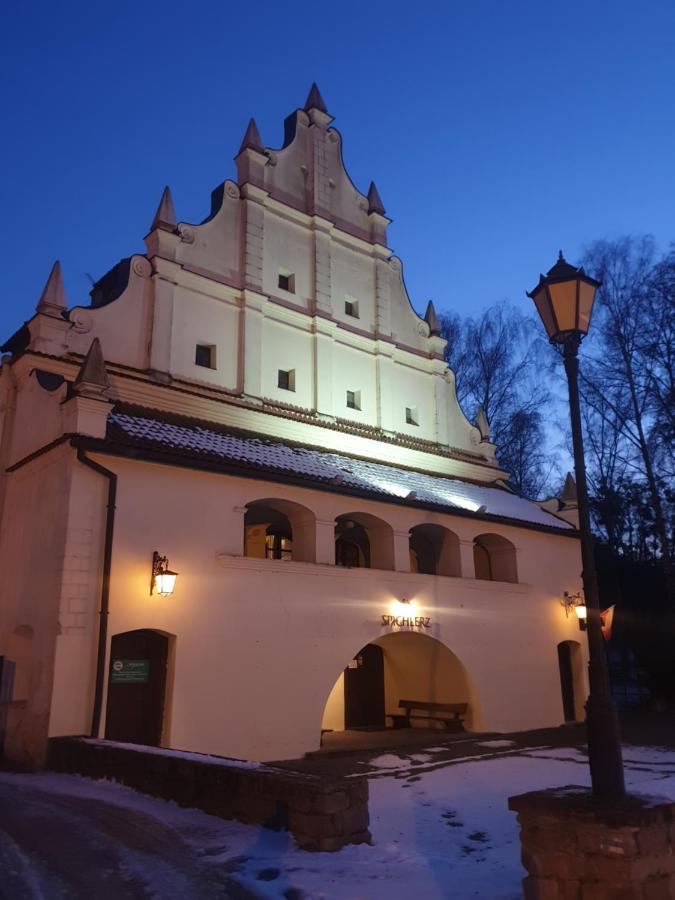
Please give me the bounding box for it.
[390,699,468,731]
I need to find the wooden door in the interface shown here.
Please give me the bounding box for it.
[558,642,576,722]
[344,643,385,729]
[105,630,168,746]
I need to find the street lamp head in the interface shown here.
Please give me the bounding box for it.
[527,251,601,343]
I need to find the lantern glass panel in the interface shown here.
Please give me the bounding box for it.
[575,603,587,621]
[549,279,578,333]
[577,281,597,334]
[532,286,557,339]
[155,571,177,596]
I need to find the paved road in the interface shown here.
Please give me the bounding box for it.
[0,778,254,899]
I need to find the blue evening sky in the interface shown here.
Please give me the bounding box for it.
[1,0,674,343]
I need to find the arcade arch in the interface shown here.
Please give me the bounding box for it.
[244,498,316,562]
[321,631,479,737]
[409,524,461,576]
[473,533,518,583]
[334,512,394,570]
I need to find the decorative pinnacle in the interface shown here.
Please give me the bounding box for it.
[150,186,176,232]
[304,82,328,114]
[73,337,111,396]
[238,117,264,154]
[37,261,67,314]
[367,181,385,215]
[424,300,441,336]
[561,472,578,504]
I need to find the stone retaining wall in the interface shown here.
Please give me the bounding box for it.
[48,737,370,852]
[509,785,675,899]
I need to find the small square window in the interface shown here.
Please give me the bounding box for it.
[278,271,295,293]
[195,344,216,369]
[405,406,419,426]
[278,369,296,391]
[346,390,361,410]
[344,298,359,318]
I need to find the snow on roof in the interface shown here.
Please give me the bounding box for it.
[108,410,573,531]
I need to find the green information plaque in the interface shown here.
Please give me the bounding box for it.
[110,659,150,684]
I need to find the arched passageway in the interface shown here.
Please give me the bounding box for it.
[105,629,171,746]
[321,631,478,738]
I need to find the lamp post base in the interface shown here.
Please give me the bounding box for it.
[586,693,626,802]
[509,787,675,899]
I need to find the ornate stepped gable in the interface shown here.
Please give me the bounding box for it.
[5,84,507,485]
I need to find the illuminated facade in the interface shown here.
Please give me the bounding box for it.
[0,86,585,768]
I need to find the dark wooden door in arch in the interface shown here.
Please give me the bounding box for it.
[557,641,576,722]
[344,643,385,729]
[105,629,169,746]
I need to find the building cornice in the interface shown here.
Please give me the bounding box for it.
[17,351,506,482]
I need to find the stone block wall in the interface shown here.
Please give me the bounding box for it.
[509,786,675,899]
[48,737,370,851]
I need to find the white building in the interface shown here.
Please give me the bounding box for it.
[0,85,585,768]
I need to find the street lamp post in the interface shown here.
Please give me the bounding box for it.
[528,252,625,801]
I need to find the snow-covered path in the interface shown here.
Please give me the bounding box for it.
[0,777,254,899]
[1,742,674,899]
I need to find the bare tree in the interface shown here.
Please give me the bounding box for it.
[440,303,556,498]
[580,236,673,570]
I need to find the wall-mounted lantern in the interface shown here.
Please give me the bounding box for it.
[151,551,178,597]
[561,591,587,630]
[574,604,588,631]
[391,597,414,614]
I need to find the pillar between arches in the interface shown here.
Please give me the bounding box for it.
[459,540,475,579]
[393,530,411,573]
[315,518,336,565]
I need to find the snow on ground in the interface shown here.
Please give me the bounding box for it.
[84,738,263,769]
[2,744,675,899]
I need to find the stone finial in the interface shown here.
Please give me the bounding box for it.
[304,82,328,113]
[561,472,578,504]
[37,261,67,315]
[73,337,111,397]
[424,300,441,336]
[475,406,491,441]
[367,181,385,216]
[150,186,176,232]
[238,117,264,154]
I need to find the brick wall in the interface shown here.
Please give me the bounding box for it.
[509,786,675,899]
[48,737,370,852]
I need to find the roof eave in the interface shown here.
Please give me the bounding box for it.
[72,435,579,539]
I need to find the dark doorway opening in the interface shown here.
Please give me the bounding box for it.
[344,643,385,729]
[558,641,576,722]
[105,630,169,746]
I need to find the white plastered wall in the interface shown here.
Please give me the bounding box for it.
[44,454,588,763]
[0,444,73,766]
[170,286,240,391]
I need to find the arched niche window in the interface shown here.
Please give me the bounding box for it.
[335,512,394,571]
[335,518,370,568]
[409,524,461,576]
[244,499,316,563]
[473,533,518,583]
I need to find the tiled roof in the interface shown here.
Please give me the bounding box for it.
[107,410,573,532]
